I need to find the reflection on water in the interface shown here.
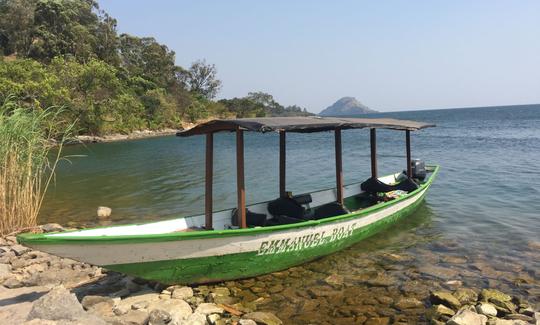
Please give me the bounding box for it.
[40,105,540,322]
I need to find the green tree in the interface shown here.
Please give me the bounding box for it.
[179,60,222,99]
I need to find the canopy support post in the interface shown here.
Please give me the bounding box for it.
[406,130,412,177]
[279,130,286,197]
[335,128,344,205]
[236,128,247,228]
[205,133,213,230]
[370,128,378,178]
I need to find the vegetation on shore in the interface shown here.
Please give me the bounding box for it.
[0,0,312,137]
[0,97,72,235]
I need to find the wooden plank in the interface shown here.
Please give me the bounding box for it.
[370,128,378,178]
[406,130,412,177]
[279,130,286,197]
[205,133,213,230]
[335,128,344,205]
[236,128,247,228]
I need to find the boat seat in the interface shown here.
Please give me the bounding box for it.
[267,196,305,219]
[312,202,350,220]
[361,176,419,194]
[231,208,267,227]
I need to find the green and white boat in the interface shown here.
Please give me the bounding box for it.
[18,117,438,284]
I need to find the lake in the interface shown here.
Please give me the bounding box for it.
[40,104,540,323]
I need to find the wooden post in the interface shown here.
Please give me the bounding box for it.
[205,133,213,230]
[236,128,247,228]
[335,128,344,205]
[406,130,412,177]
[370,128,378,178]
[279,130,286,197]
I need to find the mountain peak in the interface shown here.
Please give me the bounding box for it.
[319,97,378,116]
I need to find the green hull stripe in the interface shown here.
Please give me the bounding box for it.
[105,188,430,284]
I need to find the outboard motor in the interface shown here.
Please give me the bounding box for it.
[411,159,426,181]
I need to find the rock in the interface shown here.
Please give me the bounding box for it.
[179,312,207,325]
[454,288,479,304]
[324,274,344,287]
[489,320,528,325]
[3,276,24,288]
[172,286,194,300]
[481,289,511,303]
[394,297,423,310]
[419,265,459,280]
[11,244,31,256]
[122,309,150,325]
[148,299,192,321]
[22,319,57,325]
[491,299,517,314]
[504,314,534,322]
[365,274,396,287]
[81,295,114,310]
[364,317,390,325]
[427,304,455,319]
[207,313,220,324]
[97,206,112,218]
[26,286,106,324]
[239,320,257,325]
[195,303,223,315]
[447,309,487,325]
[132,300,150,310]
[148,309,171,325]
[476,302,498,317]
[40,223,64,232]
[0,263,12,278]
[242,312,283,325]
[113,303,131,316]
[430,291,461,309]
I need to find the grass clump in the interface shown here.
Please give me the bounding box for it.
[0,97,72,235]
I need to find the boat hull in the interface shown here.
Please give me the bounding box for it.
[19,167,437,284]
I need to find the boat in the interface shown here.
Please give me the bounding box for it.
[18,116,439,284]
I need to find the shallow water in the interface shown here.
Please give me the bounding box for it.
[40,104,540,323]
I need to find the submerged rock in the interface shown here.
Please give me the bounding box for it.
[447,309,487,325]
[243,311,283,325]
[97,206,112,218]
[430,291,461,309]
[476,302,498,317]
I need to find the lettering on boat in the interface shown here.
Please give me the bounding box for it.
[257,223,357,255]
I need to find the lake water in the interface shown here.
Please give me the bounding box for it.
[40,104,540,323]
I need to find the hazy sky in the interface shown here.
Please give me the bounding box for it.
[100,0,540,113]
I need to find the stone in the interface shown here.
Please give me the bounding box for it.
[447,309,487,325]
[40,223,64,233]
[148,299,192,321]
[491,299,517,314]
[0,263,12,278]
[427,304,455,319]
[242,312,283,325]
[489,320,528,325]
[195,303,223,315]
[122,309,150,325]
[394,297,423,310]
[365,274,396,287]
[81,295,114,310]
[419,265,459,280]
[481,289,511,303]
[172,286,194,300]
[324,274,344,287]
[504,314,534,322]
[454,288,479,304]
[148,309,171,325]
[239,320,257,325]
[27,286,86,321]
[476,302,498,317]
[2,276,23,289]
[113,303,131,316]
[179,312,207,325]
[207,313,220,324]
[364,317,390,325]
[11,244,31,256]
[430,291,461,309]
[97,206,112,218]
[132,300,150,310]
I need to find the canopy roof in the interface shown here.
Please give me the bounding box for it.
[178,117,435,137]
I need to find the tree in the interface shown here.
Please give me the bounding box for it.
[0,0,37,56]
[179,60,222,99]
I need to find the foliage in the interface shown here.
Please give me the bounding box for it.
[0,0,311,137]
[0,97,73,234]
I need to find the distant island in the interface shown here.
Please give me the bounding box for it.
[319,97,378,116]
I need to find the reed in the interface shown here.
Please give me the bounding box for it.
[0,97,72,235]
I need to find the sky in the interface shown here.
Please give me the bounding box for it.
[99,0,540,113]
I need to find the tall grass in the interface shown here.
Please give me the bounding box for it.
[0,97,72,235]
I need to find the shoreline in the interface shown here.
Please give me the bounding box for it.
[0,224,538,324]
[73,128,183,144]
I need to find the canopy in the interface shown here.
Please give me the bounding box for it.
[177,116,435,137]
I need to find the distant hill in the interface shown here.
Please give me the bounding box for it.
[319,97,378,116]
